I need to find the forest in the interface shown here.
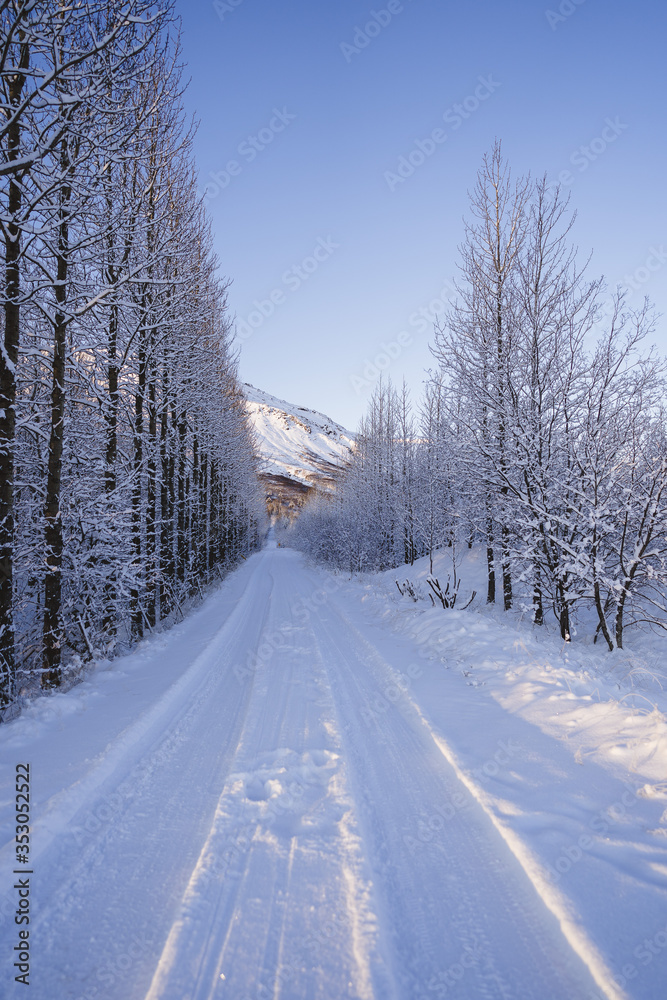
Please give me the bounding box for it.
[293,143,667,652]
[0,1,264,711]
[2,4,665,721]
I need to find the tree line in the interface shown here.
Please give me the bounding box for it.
[293,143,667,650]
[0,2,264,709]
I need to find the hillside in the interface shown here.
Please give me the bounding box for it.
[243,384,355,514]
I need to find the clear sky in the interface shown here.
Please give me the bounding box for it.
[175,0,667,430]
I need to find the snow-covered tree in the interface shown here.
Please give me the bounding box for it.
[292,145,667,653]
[0,3,264,708]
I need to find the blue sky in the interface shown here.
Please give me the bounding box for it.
[176,0,667,430]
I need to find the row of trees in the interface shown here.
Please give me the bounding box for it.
[293,144,667,650]
[0,2,264,708]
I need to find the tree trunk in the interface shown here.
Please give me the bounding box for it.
[500,522,513,610]
[146,362,157,626]
[131,334,146,638]
[159,371,173,616]
[532,558,544,626]
[176,412,187,582]
[42,138,73,689]
[104,300,119,494]
[594,580,614,652]
[102,297,119,635]
[0,43,28,706]
[557,581,571,641]
[191,432,199,583]
[486,511,495,604]
[592,526,613,650]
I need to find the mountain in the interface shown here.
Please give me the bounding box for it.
[242,384,355,514]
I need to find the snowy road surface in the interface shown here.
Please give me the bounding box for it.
[1,542,666,999]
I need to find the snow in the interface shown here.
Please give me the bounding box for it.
[1,539,666,998]
[243,383,355,488]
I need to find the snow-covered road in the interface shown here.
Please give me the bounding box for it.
[1,542,665,999]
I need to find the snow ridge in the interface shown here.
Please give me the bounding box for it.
[242,383,355,489]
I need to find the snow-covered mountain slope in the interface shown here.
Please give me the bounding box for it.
[243,384,355,499]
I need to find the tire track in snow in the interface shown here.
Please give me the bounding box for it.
[0,545,626,999]
[308,578,610,999]
[0,552,275,999]
[144,548,386,1000]
[2,556,264,869]
[318,584,630,1000]
[419,716,626,1000]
